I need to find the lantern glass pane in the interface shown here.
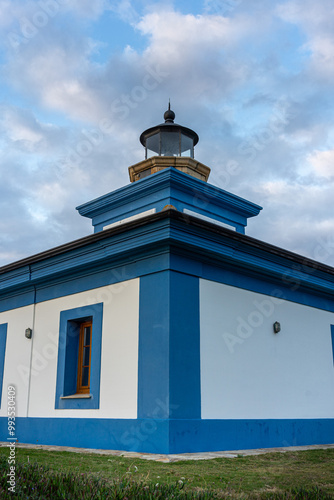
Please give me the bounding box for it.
[146,132,160,157]
[181,133,194,157]
[161,131,180,156]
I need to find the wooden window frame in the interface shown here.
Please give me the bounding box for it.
[76,320,92,394]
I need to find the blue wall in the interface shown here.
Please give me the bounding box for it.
[138,271,200,420]
[0,324,7,408]
[0,417,333,454]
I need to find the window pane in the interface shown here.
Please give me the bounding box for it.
[161,131,179,156]
[84,326,91,346]
[146,132,160,156]
[83,346,90,366]
[77,320,92,393]
[181,133,194,157]
[81,367,89,387]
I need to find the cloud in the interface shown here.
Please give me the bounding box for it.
[65,0,107,19]
[0,0,14,29]
[0,105,67,153]
[131,9,258,105]
[277,0,334,81]
[3,34,107,123]
[1,0,334,270]
[307,149,334,179]
[246,178,334,265]
[137,9,252,63]
[3,8,252,131]
[108,0,139,24]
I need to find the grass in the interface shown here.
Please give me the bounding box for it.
[0,446,333,498]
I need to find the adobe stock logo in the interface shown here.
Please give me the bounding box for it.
[7,0,70,50]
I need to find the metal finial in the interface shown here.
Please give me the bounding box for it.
[164,101,175,123]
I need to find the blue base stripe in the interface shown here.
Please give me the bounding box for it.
[0,417,333,454]
[169,419,334,454]
[0,417,170,455]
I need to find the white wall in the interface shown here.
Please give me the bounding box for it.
[0,305,34,416]
[0,278,139,419]
[200,279,334,419]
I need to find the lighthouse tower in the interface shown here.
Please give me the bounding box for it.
[0,106,333,455]
[77,105,260,234]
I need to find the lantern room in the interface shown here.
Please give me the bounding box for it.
[140,103,199,159]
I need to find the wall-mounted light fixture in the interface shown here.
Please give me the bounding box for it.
[273,321,281,334]
[25,328,32,339]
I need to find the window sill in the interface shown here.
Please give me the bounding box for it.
[60,394,92,400]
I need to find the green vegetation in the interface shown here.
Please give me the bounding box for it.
[0,446,333,498]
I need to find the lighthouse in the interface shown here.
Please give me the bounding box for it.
[0,106,333,454]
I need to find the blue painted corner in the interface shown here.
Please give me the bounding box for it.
[169,272,201,419]
[138,271,201,420]
[138,272,170,419]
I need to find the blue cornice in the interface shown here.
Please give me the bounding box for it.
[76,168,262,232]
[77,168,261,218]
[0,210,333,307]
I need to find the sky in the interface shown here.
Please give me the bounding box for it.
[1,0,334,268]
